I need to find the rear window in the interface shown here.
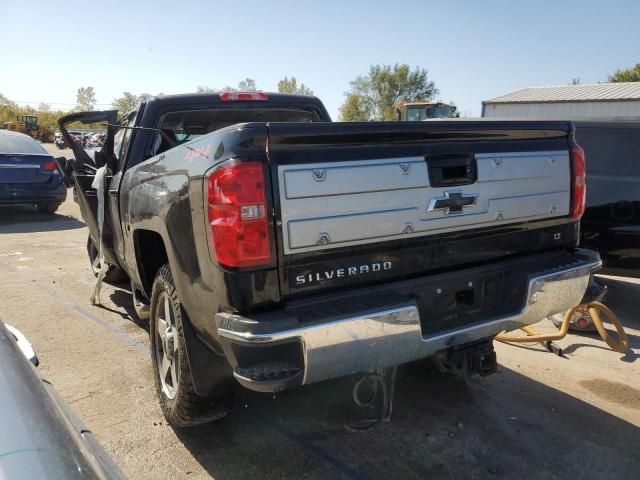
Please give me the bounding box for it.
[150,107,321,157]
[0,134,48,155]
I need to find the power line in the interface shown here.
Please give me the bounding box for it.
[11,100,113,107]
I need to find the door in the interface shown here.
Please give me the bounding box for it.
[58,110,121,267]
[108,112,138,265]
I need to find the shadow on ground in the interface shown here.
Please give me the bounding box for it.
[0,205,84,234]
[173,362,640,480]
[596,275,640,329]
[107,287,149,333]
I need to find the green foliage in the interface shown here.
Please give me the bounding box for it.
[75,86,97,111]
[0,92,103,132]
[277,77,313,96]
[112,92,153,114]
[339,63,439,121]
[237,78,257,91]
[0,93,14,107]
[608,64,640,82]
[338,93,373,123]
[0,93,19,125]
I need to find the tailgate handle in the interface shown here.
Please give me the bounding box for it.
[427,155,476,187]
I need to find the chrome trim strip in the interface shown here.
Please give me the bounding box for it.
[217,253,601,387]
[0,164,41,169]
[0,153,50,157]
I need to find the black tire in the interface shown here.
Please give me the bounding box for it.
[87,236,128,284]
[150,264,228,427]
[37,203,60,214]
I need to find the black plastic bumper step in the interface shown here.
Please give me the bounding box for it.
[235,362,302,382]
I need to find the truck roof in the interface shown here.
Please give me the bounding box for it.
[143,92,323,107]
[139,92,331,121]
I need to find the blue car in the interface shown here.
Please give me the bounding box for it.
[0,130,67,213]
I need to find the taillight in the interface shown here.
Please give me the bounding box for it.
[219,92,268,102]
[207,161,271,267]
[43,161,57,171]
[571,144,586,220]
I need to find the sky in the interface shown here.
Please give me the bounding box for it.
[2,0,639,119]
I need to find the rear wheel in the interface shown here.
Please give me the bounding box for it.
[87,236,128,283]
[150,264,229,427]
[37,203,60,214]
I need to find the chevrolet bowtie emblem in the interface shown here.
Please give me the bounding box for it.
[428,190,478,214]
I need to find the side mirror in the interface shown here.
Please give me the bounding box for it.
[6,324,39,367]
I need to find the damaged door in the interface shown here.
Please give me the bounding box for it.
[58,110,121,268]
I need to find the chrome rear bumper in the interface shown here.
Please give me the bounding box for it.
[216,249,601,391]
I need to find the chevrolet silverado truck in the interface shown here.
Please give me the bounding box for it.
[58,92,601,427]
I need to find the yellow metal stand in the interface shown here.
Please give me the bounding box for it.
[496,301,629,354]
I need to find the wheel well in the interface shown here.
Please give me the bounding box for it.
[134,230,168,298]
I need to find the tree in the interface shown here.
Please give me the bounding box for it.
[38,103,51,112]
[197,79,259,93]
[0,92,14,107]
[112,92,153,113]
[608,63,640,82]
[237,78,257,91]
[277,77,314,96]
[75,86,96,111]
[198,84,237,93]
[339,64,439,121]
[571,78,581,85]
[0,93,19,125]
[338,93,373,122]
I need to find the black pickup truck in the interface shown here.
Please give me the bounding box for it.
[59,92,600,427]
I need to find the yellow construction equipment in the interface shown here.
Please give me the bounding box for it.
[1,115,55,143]
[397,101,459,121]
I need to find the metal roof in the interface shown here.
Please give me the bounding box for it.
[483,83,640,104]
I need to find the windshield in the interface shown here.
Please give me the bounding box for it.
[430,105,456,118]
[405,105,456,120]
[0,134,48,154]
[152,107,321,156]
[405,107,424,121]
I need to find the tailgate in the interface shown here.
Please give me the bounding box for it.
[267,121,576,296]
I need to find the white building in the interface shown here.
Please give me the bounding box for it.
[482,83,640,120]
